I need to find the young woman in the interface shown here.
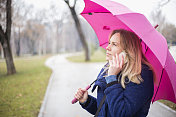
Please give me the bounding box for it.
[74,29,155,117]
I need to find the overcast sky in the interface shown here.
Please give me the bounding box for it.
[114,0,176,25]
[23,0,176,26]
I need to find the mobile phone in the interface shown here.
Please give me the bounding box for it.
[119,52,127,63]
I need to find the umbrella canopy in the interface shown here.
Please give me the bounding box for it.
[81,0,176,103]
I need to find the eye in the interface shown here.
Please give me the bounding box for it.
[113,43,117,46]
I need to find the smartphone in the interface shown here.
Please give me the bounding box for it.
[119,52,127,63]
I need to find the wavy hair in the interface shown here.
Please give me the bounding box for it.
[108,29,156,88]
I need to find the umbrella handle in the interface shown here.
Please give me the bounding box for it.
[71,85,91,104]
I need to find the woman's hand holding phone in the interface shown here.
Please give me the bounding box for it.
[108,53,125,76]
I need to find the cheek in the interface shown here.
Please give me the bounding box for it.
[112,48,121,56]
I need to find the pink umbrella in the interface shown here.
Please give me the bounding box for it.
[81,0,176,104]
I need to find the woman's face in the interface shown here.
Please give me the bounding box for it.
[106,33,123,61]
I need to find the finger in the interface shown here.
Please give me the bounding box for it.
[109,60,113,66]
[81,89,87,92]
[78,88,85,93]
[120,55,124,68]
[77,94,83,99]
[112,56,114,65]
[80,89,87,96]
[113,55,117,65]
[116,53,120,66]
[77,91,83,97]
[75,94,81,100]
[77,88,84,95]
[77,92,83,99]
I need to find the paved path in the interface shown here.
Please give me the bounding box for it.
[38,54,176,117]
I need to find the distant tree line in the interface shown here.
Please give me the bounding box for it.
[0,0,176,75]
[0,0,98,57]
[0,0,99,75]
[150,0,176,47]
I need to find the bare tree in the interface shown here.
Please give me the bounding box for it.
[150,0,171,32]
[48,5,60,54]
[158,0,171,8]
[0,0,16,74]
[35,10,48,55]
[20,19,46,55]
[162,23,176,47]
[150,10,166,32]
[0,43,4,58]
[11,0,28,56]
[150,0,176,49]
[64,0,90,61]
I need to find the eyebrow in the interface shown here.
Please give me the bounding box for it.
[109,41,119,44]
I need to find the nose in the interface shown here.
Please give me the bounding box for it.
[106,44,111,51]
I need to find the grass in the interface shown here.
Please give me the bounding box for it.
[67,50,176,111]
[159,100,176,111]
[0,56,52,117]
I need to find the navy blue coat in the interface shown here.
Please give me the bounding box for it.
[80,64,154,117]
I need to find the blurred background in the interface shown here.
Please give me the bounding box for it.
[0,0,176,61]
[0,0,176,117]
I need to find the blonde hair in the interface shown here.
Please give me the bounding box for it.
[108,29,156,88]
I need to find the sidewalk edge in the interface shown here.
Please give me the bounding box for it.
[157,101,176,114]
[38,71,55,117]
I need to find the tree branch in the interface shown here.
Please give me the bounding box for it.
[64,0,76,9]
[160,0,170,7]
[64,0,70,7]
[73,0,77,9]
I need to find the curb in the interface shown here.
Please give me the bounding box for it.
[157,101,176,114]
[38,72,55,117]
[38,57,56,117]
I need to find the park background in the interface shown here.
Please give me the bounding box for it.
[0,0,176,117]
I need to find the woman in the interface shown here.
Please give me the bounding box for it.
[74,29,155,117]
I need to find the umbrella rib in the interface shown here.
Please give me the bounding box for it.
[152,68,164,102]
[145,44,148,54]
[81,12,111,14]
[100,42,109,47]
[140,39,148,54]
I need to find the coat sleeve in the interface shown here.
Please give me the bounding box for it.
[80,95,97,115]
[79,66,107,115]
[104,68,154,117]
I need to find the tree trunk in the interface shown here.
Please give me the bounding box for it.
[16,27,21,56]
[0,0,16,75]
[3,39,16,74]
[0,44,4,58]
[69,7,90,61]
[0,28,16,74]
[38,40,42,56]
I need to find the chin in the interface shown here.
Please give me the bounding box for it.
[106,57,108,61]
[106,56,111,61]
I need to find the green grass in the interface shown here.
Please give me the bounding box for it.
[67,49,106,63]
[0,56,52,117]
[159,100,176,111]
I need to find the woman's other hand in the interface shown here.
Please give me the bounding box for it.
[74,88,88,104]
[108,53,124,76]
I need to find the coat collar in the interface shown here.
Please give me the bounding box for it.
[92,66,108,92]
